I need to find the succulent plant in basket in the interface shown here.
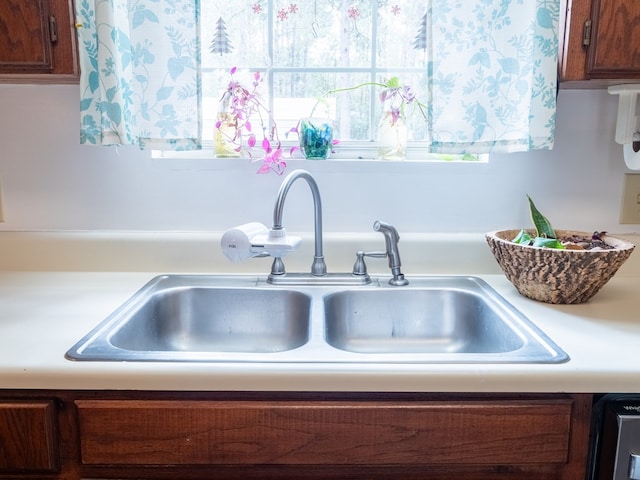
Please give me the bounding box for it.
[485,196,635,304]
[509,195,620,251]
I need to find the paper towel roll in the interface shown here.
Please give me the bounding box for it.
[624,143,640,170]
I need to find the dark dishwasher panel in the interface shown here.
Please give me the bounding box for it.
[589,395,640,480]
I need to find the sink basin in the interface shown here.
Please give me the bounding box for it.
[110,288,311,353]
[324,288,524,354]
[322,277,567,362]
[325,288,525,353]
[66,276,312,361]
[66,275,568,363]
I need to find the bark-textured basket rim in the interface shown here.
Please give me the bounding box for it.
[485,229,635,304]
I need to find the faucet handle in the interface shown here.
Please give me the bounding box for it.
[352,250,387,276]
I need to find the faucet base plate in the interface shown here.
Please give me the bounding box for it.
[266,273,375,286]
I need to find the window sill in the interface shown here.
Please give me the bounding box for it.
[149,151,489,176]
[152,145,487,164]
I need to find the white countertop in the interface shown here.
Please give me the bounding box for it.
[1,231,640,393]
[1,270,640,393]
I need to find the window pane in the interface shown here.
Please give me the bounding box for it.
[272,72,373,141]
[377,4,429,68]
[272,3,372,68]
[203,4,268,70]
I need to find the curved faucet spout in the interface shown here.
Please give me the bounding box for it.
[272,169,326,276]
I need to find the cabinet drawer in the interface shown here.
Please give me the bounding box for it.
[76,399,572,466]
[0,400,58,472]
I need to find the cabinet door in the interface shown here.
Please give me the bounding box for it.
[0,1,54,73]
[560,0,640,82]
[587,0,640,77]
[0,0,77,78]
[0,400,58,472]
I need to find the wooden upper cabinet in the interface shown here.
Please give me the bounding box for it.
[561,0,640,84]
[587,0,640,77]
[0,1,53,72]
[0,0,78,81]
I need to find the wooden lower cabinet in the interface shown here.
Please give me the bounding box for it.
[0,391,592,480]
[0,400,58,472]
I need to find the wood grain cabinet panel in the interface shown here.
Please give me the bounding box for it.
[76,399,573,466]
[0,0,53,72]
[560,0,640,83]
[0,0,77,80]
[0,400,58,472]
[587,0,640,77]
[0,392,590,480]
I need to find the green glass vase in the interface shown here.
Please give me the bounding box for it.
[299,118,333,160]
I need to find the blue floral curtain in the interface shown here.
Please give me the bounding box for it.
[426,0,560,154]
[75,0,201,150]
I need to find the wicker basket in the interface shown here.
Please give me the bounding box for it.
[485,229,635,304]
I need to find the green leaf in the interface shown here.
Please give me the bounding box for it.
[386,76,401,88]
[511,229,532,245]
[532,237,565,249]
[527,195,557,239]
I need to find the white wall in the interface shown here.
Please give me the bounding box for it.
[0,84,635,234]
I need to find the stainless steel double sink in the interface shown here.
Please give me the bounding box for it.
[65,275,568,363]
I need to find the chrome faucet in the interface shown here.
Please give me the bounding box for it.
[269,169,327,280]
[222,171,405,286]
[352,221,409,286]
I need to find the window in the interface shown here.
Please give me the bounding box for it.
[199,1,477,162]
[81,0,558,162]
